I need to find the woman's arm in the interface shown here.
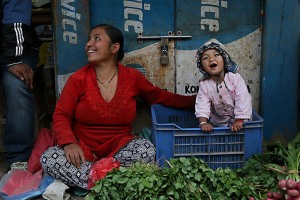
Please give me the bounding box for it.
[53,74,88,167]
[53,75,81,146]
[134,69,196,109]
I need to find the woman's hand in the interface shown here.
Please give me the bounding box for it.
[230,121,243,132]
[64,143,86,168]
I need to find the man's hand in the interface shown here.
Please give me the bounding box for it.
[8,63,34,89]
[64,143,86,168]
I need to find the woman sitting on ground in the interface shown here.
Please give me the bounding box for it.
[40,24,195,189]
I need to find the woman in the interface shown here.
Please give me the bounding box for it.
[40,24,195,189]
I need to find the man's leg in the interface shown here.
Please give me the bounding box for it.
[2,48,38,164]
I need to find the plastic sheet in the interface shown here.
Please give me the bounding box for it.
[0,173,55,200]
[1,169,43,196]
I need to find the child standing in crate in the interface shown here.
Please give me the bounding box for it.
[195,38,252,132]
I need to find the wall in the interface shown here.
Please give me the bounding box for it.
[52,1,300,143]
[260,0,300,142]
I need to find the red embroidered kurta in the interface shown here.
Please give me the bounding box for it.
[53,63,195,158]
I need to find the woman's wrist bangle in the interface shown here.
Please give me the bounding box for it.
[235,119,244,122]
[199,121,207,127]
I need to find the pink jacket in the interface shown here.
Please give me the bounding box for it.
[195,72,252,126]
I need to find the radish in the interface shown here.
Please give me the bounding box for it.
[279,179,287,190]
[287,189,300,197]
[292,195,300,200]
[249,197,255,200]
[273,191,283,199]
[286,194,294,200]
[296,182,300,191]
[268,192,274,197]
[268,142,300,189]
[287,179,297,189]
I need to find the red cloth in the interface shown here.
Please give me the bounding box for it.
[27,128,56,173]
[53,63,196,159]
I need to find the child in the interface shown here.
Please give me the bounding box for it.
[195,38,252,132]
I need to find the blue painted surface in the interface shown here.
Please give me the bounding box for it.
[175,0,262,50]
[53,0,262,74]
[90,0,174,53]
[89,0,261,51]
[260,0,300,141]
[53,0,90,75]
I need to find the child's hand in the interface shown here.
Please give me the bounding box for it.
[200,122,213,132]
[230,121,243,132]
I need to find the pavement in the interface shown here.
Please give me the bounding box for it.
[0,153,9,179]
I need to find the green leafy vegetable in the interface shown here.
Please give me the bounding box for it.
[86,157,264,200]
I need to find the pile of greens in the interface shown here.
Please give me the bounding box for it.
[86,135,300,200]
[86,157,277,200]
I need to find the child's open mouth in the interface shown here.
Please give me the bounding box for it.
[209,63,217,68]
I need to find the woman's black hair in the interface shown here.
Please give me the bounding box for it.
[91,24,124,61]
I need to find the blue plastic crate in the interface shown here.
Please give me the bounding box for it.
[151,104,263,169]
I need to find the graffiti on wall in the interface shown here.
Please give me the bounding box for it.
[200,0,228,32]
[124,1,151,33]
[60,0,82,44]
